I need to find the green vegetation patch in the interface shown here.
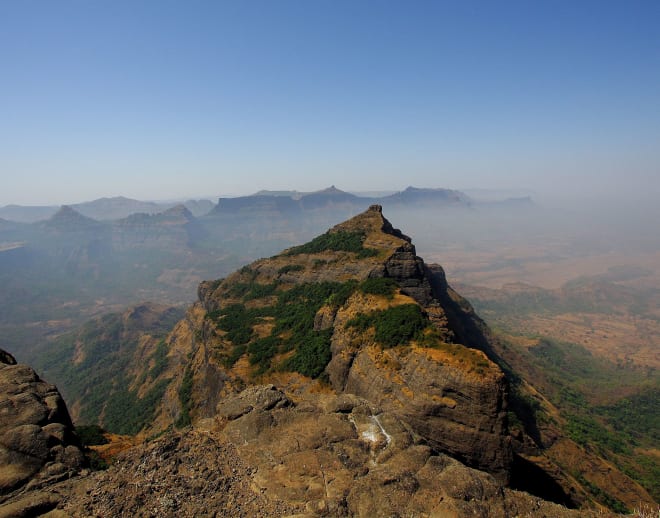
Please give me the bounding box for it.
[269,281,356,377]
[346,303,429,348]
[277,264,304,275]
[75,424,110,471]
[224,344,247,368]
[244,281,279,300]
[227,280,280,300]
[285,230,378,258]
[212,280,358,378]
[210,303,257,345]
[76,424,109,446]
[175,365,194,428]
[525,338,649,406]
[598,387,660,445]
[28,307,181,435]
[499,333,660,503]
[248,336,280,367]
[358,277,398,298]
[566,413,631,455]
[103,378,170,435]
[573,473,629,514]
[283,328,333,378]
[148,339,169,379]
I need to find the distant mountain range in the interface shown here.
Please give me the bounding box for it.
[0,196,216,223]
[0,186,532,223]
[0,185,536,366]
[211,185,470,215]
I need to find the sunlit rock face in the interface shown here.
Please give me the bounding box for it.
[0,349,84,496]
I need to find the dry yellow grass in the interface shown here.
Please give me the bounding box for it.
[496,311,660,369]
[253,319,274,339]
[91,433,137,462]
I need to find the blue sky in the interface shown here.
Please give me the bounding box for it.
[1,1,659,205]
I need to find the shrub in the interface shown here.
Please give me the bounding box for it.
[212,304,254,345]
[212,280,359,378]
[359,277,398,298]
[86,450,109,470]
[239,281,358,377]
[248,336,280,366]
[244,281,280,300]
[286,230,377,257]
[565,413,630,455]
[76,424,108,446]
[346,304,429,348]
[283,329,333,378]
[278,264,304,274]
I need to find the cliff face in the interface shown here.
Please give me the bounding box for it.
[155,205,511,479]
[0,349,83,499]
[112,204,204,250]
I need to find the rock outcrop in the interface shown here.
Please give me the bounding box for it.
[0,349,83,499]
[112,204,205,250]
[41,385,612,517]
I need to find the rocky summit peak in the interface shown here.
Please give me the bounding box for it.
[318,184,342,194]
[44,205,99,229]
[329,204,411,245]
[52,205,85,219]
[329,203,387,232]
[162,203,194,219]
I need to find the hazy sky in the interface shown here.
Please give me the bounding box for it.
[1,1,659,205]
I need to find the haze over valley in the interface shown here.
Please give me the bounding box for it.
[1,185,658,514]
[1,1,658,516]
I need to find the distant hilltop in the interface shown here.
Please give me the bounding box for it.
[0,196,215,223]
[212,185,471,215]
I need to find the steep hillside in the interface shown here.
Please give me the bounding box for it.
[31,303,184,433]
[458,279,660,508]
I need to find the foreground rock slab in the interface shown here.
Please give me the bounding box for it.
[0,349,83,499]
[2,385,619,517]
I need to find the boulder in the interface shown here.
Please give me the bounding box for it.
[0,349,83,497]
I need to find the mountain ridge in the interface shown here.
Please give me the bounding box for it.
[151,205,512,479]
[0,185,492,223]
